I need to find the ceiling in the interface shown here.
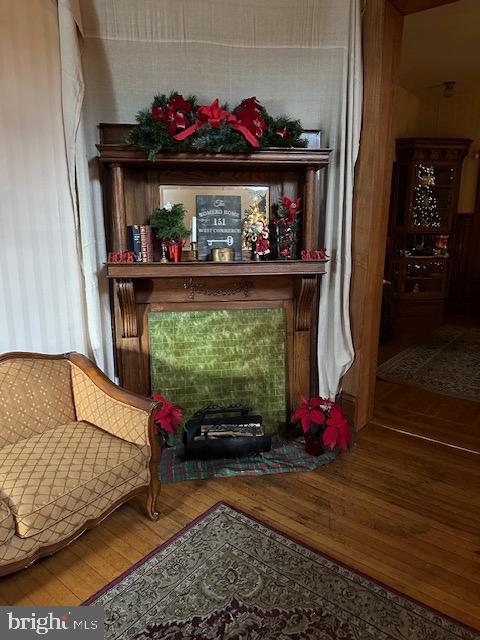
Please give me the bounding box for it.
[399,0,480,93]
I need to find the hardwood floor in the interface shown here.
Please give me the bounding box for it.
[0,388,479,630]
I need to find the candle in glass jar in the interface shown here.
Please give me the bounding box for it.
[191,216,197,242]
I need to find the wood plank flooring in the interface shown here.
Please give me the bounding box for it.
[0,386,479,630]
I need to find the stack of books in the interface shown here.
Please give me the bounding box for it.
[127,225,154,262]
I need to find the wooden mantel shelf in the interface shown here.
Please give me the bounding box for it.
[97,144,331,168]
[106,260,327,279]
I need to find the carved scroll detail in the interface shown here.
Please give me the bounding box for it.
[184,278,252,300]
[295,276,317,331]
[116,280,138,338]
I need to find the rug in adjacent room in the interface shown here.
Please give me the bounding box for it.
[84,503,479,640]
[377,325,480,401]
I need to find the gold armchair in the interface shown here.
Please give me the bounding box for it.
[0,352,161,576]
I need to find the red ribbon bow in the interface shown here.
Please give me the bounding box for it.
[283,197,302,224]
[174,98,261,147]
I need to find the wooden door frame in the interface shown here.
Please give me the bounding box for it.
[344,0,461,429]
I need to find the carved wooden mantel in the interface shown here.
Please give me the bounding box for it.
[98,124,331,425]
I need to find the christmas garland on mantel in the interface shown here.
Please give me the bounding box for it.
[125,92,307,159]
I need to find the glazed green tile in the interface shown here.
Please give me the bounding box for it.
[149,309,286,439]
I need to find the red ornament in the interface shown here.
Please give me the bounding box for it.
[276,127,289,139]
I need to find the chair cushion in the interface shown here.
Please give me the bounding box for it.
[0,422,149,538]
[0,358,76,448]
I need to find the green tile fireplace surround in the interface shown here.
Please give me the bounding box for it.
[149,308,287,435]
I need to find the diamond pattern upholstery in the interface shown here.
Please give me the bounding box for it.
[0,501,14,545]
[70,364,149,447]
[0,352,156,574]
[0,473,148,567]
[0,358,76,448]
[0,422,149,539]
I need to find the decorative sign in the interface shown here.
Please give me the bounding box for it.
[196,195,242,261]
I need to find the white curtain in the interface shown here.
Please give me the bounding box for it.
[0,0,88,356]
[60,0,362,396]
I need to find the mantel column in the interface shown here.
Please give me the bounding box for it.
[304,166,319,250]
[111,164,128,252]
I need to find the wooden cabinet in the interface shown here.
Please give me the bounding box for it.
[97,124,331,419]
[386,137,471,320]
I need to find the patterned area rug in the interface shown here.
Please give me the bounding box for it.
[85,503,479,639]
[158,436,337,484]
[378,325,480,401]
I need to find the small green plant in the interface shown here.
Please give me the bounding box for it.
[150,202,190,242]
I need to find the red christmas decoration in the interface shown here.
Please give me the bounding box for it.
[152,393,183,435]
[282,196,302,224]
[175,98,262,147]
[151,93,192,135]
[322,404,352,451]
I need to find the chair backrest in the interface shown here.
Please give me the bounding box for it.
[0,356,76,448]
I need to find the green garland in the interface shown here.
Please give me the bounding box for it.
[125,92,307,158]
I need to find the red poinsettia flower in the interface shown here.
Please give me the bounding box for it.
[152,393,183,434]
[168,93,192,113]
[322,404,352,451]
[238,96,264,112]
[292,396,327,433]
[151,105,164,120]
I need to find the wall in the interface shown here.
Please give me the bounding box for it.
[0,0,88,354]
[392,85,480,212]
[416,89,480,212]
[392,85,420,138]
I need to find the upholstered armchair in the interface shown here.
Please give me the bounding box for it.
[0,352,161,576]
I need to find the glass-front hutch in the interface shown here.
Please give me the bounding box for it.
[386,137,471,320]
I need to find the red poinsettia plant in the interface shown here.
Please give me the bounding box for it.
[152,393,183,446]
[292,396,352,453]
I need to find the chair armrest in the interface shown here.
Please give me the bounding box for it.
[67,352,159,449]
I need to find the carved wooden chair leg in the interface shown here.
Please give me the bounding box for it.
[146,489,160,521]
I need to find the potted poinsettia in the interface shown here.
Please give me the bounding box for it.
[292,397,352,456]
[152,393,183,447]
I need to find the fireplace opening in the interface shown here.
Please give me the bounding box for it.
[149,308,286,438]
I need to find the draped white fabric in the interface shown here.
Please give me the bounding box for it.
[0,0,88,355]
[62,0,362,396]
[58,0,114,375]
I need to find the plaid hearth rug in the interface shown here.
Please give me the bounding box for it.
[85,503,479,640]
[159,436,337,484]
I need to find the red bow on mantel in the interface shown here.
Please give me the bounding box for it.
[283,196,302,224]
[174,99,261,147]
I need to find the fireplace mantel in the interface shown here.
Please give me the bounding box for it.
[106,260,326,279]
[98,124,331,429]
